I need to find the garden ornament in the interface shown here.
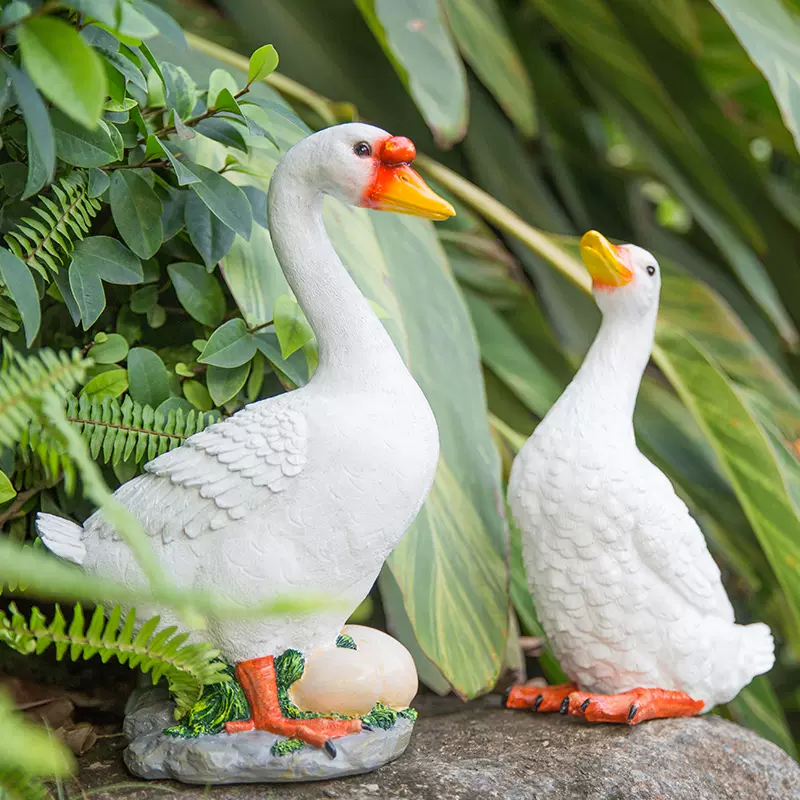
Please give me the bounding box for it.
[37,123,454,778]
[505,231,774,724]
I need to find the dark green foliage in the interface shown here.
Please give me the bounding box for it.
[164,661,250,738]
[270,738,304,757]
[336,633,357,650]
[361,702,417,731]
[4,172,102,280]
[275,647,311,720]
[0,602,229,716]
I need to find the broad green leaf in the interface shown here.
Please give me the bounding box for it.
[161,185,188,241]
[69,258,106,329]
[207,362,250,406]
[0,248,39,345]
[102,48,147,92]
[183,379,212,411]
[87,167,110,198]
[654,328,800,639]
[273,295,314,359]
[18,17,107,129]
[357,0,468,146]
[194,117,248,153]
[110,170,163,259]
[247,44,279,85]
[198,319,257,368]
[167,261,226,327]
[252,332,308,388]
[150,138,200,186]
[184,191,235,268]
[133,0,187,49]
[708,0,800,155]
[442,0,537,137]
[208,68,239,108]
[162,62,197,120]
[728,676,798,757]
[186,164,252,240]
[87,333,129,364]
[127,347,171,407]
[129,285,158,313]
[0,470,16,504]
[70,236,143,285]
[241,185,268,229]
[0,57,55,198]
[80,368,129,400]
[51,108,119,167]
[220,224,288,326]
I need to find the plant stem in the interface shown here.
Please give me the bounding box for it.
[101,160,169,171]
[414,155,591,294]
[0,484,47,529]
[184,32,339,127]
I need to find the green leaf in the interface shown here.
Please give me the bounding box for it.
[241,185,268,229]
[708,0,800,155]
[133,0,187,49]
[0,247,39,346]
[220,224,288,327]
[357,0,468,146]
[129,284,157,313]
[88,333,129,364]
[0,57,55,198]
[194,117,248,153]
[0,470,16,504]
[69,259,106,329]
[727,676,798,758]
[18,16,107,129]
[252,332,308,388]
[206,362,250,406]
[153,138,201,186]
[51,108,119,167]
[110,170,163,259]
[654,328,800,641]
[273,294,313,359]
[208,68,239,108]
[71,236,143,285]
[186,164,252,241]
[127,347,171,407]
[162,62,196,120]
[87,167,110,198]
[167,261,226,327]
[247,44,279,85]
[183,378,212,411]
[198,319,257,368]
[442,0,536,137]
[80,368,129,400]
[184,191,235,268]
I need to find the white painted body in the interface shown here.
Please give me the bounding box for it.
[37,124,440,669]
[508,244,774,710]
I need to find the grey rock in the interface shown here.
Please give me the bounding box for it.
[72,697,800,799]
[122,691,414,784]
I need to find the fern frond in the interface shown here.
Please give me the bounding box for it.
[0,539,44,597]
[22,394,219,472]
[0,603,230,716]
[3,172,102,280]
[0,350,87,450]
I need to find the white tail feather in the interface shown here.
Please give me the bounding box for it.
[36,513,86,565]
[739,622,775,680]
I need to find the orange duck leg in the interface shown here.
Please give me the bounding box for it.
[225,656,363,757]
[565,687,704,724]
[505,682,577,712]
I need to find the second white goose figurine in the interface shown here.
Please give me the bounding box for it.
[37,123,454,753]
[506,231,774,724]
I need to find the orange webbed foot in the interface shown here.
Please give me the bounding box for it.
[505,682,578,712]
[565,687,704,724]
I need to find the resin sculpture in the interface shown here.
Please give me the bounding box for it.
[37,123,454,781]
[505,230,774,724]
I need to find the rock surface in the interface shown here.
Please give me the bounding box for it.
[71,696,800,799]
[122,689,413,783]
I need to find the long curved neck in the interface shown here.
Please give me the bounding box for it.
[556,310,656,444]
[268,166,407,388]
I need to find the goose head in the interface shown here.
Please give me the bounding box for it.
[274,122,455,220]
[580,230,661,321]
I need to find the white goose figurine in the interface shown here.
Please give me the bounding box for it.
[37,123,454,751]
[506,231,774,723]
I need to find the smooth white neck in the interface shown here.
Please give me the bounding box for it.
[555,310,656,443]
[268,167,408,389]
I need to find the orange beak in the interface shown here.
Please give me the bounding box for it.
[363,136,455,221]
[580,230,633,288]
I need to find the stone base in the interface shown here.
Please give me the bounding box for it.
[122,689,414,784]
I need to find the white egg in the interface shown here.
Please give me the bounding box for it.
[341,625,418,709]
[289,647,380,716]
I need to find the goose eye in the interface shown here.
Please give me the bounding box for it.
[646,265,656,276]
[354,142,372,158]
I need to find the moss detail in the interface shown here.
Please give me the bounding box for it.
[270,738,305,757]
[163,662,250,739]
[361,702,418,730]
[335,633,357,650]
[275,648,316,720]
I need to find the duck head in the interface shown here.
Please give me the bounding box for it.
[580,230,661,321]
[282,122,455,220]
